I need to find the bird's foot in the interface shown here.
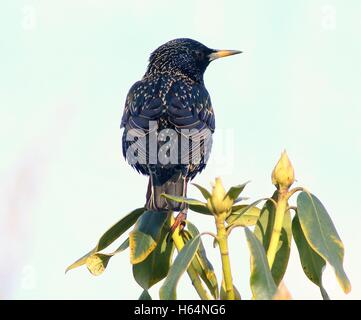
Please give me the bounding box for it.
[168,210,187,240]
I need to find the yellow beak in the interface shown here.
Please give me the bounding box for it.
[208,49,242,61]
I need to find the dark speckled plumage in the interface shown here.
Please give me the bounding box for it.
[120,38,240,211]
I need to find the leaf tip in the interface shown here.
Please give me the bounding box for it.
[341,277,352,294]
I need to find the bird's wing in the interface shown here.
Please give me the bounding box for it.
[167,81,215,165]
[121,80,162,130]
[121,80,163,164]
[167,81,215,131]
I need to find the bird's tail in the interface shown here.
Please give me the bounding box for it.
[146,171,187,212]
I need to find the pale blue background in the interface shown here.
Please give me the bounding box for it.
[0,0,360,299]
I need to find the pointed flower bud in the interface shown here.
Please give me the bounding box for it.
[207,177,234,215]
[272,151,295,190]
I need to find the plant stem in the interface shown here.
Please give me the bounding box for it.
[170,216,211,300]
[266,190,288,268]
[215,214,235,300]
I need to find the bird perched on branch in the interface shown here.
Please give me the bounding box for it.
[121,38,241,231]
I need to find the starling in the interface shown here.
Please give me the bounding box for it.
[120,38,241,229]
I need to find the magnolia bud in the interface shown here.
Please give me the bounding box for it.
[207,177,234,215]
[272,151,295,190]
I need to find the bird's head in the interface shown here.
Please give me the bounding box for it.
[145,38,241,82]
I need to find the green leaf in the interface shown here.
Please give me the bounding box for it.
[231,198,267,215]
[253,196,276,247]
[161,194,212,215]
[233,196,249,204]
[253,193,291,285]
[297,192,351,294]
[189,204,212,215]
[184,222,219,299]
[320,286,330,300]
[133,223,175,290]
[192,183,211,200]
[226,206,261,227]
[292,214,329,299]
[139,290,152,300]
[130,210,170,264]
[113,237,130,253]
[159,235,201,300]
[66,207,145,273]
[245,228,277,300]
[161,194,204,206]
[225,181,250,201]
[97,207,146,251]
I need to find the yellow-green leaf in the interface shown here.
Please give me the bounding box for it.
[184,222,219,299]
[133,224,174,289]
[66,207,144,273]
[66,249,96,273]
[220,280,241,300]
[86,254,111,276]
[129,210,169,264]
[84,238,129,276]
